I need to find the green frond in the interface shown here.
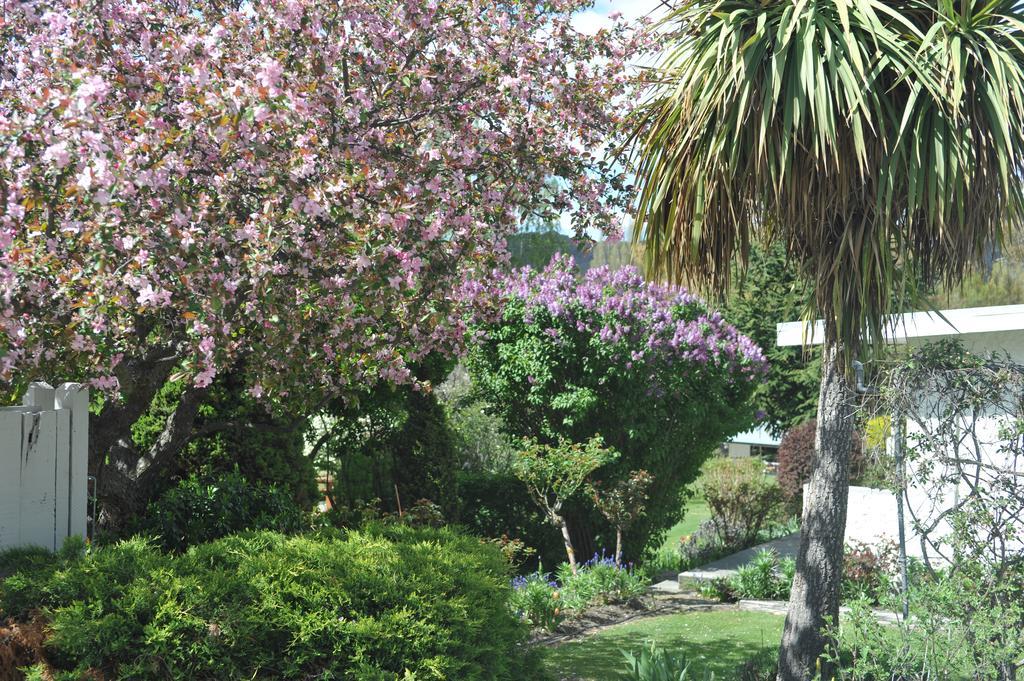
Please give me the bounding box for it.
[629,0,1024,361]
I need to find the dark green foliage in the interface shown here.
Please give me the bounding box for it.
[455,471,567,571]
[133,471,308,552]
[316,385,461,518]
[438,364,517,472]
[0,536,86,617]
[0,527,545,681]
[132,372,317,508]
[723,244,820,436]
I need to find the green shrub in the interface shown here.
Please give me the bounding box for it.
[132,374,317,508]
[0,536,86,617]
[620,640,713,681]
[509,571,564,631]
[455,470,566,571]
[135,470,308,552]
[731,549,795,600]
[698,458,783,548]
[555,553,649,611]
[1,526,544,680]
[643,545,683,578]
[313,365,462,519]
[827,564,1024,679]
[508,557,650,630]
[695,577,737,602]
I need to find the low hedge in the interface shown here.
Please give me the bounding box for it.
[0,525,545,680]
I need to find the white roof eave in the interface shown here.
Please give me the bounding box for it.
[776,304,1024,347]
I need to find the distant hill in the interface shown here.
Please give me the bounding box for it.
[506,232,643,273]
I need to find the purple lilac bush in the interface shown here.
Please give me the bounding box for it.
[467,256,767,560]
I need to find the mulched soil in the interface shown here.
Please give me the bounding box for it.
[0,616,46,681]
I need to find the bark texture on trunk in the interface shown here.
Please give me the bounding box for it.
[557,515,578,574]
[614,527,623,567]
[777,343,854,681]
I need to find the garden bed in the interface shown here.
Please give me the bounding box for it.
[531,592,720,646]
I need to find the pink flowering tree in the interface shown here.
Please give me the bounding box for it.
[0,0,642,521]
[466,256,767,558]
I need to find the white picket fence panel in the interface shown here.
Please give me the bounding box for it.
[0,382,89,552]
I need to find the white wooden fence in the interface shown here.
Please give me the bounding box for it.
[0,382,89,552]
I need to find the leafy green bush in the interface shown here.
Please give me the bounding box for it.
[695,577,737,602]
[509,571,564,631]
[467,258,765,560]
[698,458,783,548]
[508,556,650,630]
[455,470,566,571]
[0,536,86,617]
[0,526,544,680]
[135,470,308,552]
[555,553,649,611]
[732,550,795,601]
[132,374,318,508]
[309,353,463,520]
[827,564,1024,679]
[643,545,683,577]
[620,641,713,681]
[841,540,896,605]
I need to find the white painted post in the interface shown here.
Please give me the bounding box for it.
[23,381,55,411]
[56,383,89,542]
[0,410,23,549]
[53,407,71,542]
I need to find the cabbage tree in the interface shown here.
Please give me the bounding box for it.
[629,0,1024,677]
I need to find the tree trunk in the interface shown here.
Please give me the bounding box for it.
[556,515,578,574]
[95,384,208,528]
[614,527,623,567]
[777,342,854,681]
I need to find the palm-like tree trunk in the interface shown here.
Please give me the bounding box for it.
[778,340,854,681]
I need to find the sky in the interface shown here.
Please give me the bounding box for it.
[555,1,670,239]
[571,0,668,34]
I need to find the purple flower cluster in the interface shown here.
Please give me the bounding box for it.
[582,550,634,571]
[511,573,558,590]
[498,255,768,380]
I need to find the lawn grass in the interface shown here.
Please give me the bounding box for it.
[543,609,783,680]
[661,498,711,552]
